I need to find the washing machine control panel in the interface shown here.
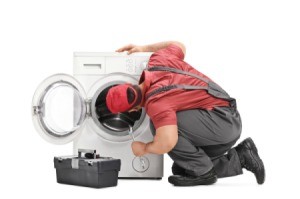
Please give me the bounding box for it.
[125,58,135,73]
[125,59,148,73]
[74,52,152,75]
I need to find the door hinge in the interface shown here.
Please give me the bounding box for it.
[33,106,40,115]
[33,103,45,116]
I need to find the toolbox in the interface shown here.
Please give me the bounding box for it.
[54,149,121,188]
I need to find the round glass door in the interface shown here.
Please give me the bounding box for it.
[87,73,149,142]
[32,74,87,144]
[94,84,144,134]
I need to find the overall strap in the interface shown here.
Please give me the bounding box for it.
[146,84,208,100]
[145,66,236,110]
[146,66,210,83]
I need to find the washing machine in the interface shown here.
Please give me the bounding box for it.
[32,52,163,179]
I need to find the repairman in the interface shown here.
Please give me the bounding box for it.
[106,41,265,186]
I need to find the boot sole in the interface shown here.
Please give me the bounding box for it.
[169,176,218,187]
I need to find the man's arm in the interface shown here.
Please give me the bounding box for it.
[116,41,186,57]
[144,41,186,57]
[145,125,178,155]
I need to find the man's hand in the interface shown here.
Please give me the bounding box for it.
[116,41,186,57]
[131,141,147,156]
[116,44,146,55]
[145,125,178,155]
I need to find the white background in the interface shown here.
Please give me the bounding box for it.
[1,0,299,198]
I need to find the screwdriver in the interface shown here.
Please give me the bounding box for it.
[128,126,146,169]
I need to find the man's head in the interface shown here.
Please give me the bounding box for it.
[106,83,143,114]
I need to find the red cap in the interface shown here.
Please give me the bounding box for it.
[106,84,137,114]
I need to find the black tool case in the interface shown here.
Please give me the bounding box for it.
[54,149,121,188]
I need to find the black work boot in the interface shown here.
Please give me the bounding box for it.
[235,137,265,184]
[168,168,217,186]
[171,163,186,176]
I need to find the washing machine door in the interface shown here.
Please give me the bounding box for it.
[32,74,87,144]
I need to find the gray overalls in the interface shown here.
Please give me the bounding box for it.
[146,66,243,178]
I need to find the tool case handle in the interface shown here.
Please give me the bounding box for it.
[78,149,97,159]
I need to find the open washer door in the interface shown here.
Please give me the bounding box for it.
[32,74,88,144]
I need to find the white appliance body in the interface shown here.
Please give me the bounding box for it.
[32,52,163,178]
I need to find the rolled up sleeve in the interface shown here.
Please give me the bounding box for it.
[151,44,185,60]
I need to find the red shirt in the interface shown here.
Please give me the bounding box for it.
[139,44,229,129]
